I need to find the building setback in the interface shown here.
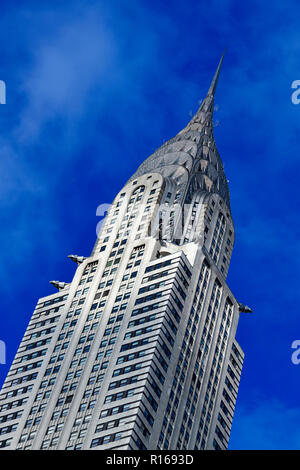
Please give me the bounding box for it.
[0,54,250,450]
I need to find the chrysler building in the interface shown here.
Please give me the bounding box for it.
[0,54,250,450]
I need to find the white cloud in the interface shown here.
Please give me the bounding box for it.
[229,398,300,449]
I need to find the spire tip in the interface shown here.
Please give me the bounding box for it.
[207,51,225,97]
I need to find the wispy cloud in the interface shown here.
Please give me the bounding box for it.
[230,398,300,449]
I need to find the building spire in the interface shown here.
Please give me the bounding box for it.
[206,50,225,98]
[196,50,225,115]
[178,51,225,132]
[128,51,231,208]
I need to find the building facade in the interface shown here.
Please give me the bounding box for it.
[0,54,249,450]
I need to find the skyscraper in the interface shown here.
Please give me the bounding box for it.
[0,54,250,451]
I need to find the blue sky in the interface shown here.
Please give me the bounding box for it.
[1,0,300,450]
